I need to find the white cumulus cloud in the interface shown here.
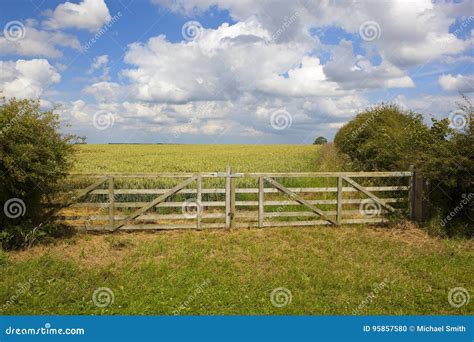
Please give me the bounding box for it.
[438,74,473,93]
[0,19,81,57]
[0,59,61,99]
[44,0,111,32]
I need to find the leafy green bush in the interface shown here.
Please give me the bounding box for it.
[334,100,473,237]
[0,97,80,249]
[334,103,434,170]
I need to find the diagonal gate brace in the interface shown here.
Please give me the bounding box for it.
[263,177,337,225]
[342,176,395,213]
[111,176,196,232]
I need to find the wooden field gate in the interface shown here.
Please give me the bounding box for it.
[56,168,424,231]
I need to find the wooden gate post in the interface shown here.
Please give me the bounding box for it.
[230,169,236,229]
[225,166,234,230]
[336,176,343,225]
[258,176,264,228]
[412,168,428,222]
[409,165,415,220]
[108,176,115,230]
[196,174,202,230]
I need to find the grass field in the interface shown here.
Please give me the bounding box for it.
[1,226,472,315]
[1,144,472,315]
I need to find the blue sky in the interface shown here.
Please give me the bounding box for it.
[0,0,473,143]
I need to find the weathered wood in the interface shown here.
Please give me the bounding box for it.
[263,209,402,217]
[262,217,386,227]
[225,166,231,230]
[414,172,425,222]
[108,176,114,230]
[112,176,196,231]
[258,176,264,228]
[58,209,408,222]
[409,166,415,220]
[263,177,337,225]
[68,197,406,209]
[70,171,412,179]
[44,177,108,219]
[263,220,331,227]
[72,177,108,203]
[196,174,202,230]
[88,185,409,195]
[86,222,260,231]
[342,176,395,213]
[230,169,236,229]
[59,213,226,221]
[62,169,412,231]
[336,176,343,225]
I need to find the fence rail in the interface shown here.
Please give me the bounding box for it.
[55,168,420,232]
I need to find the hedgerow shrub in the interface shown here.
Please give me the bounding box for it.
[0,97,80,249]
[334,99,473,237]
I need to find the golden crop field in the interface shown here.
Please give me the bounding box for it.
[72,144,322,173]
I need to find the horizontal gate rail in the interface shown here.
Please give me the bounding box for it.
[86,185,408,195]
[69,171,412,178]
[57,168,413,231]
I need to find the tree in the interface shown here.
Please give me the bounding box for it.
[0,97,81,249]
[313,136,328,145]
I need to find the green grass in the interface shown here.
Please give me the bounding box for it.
[2,144,470,315]
[0,227,472,315]
[72,144,322,173]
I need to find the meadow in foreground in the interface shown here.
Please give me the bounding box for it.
[0,226,472,315]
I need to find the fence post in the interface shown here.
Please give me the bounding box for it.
[409,165,415,220]
[258,176,264,228]
[108,176,115,230]
[196,174,202,230]
[413,170,426,222]
[336,176,342,225]
[225,166,232,230]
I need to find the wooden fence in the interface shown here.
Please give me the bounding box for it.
[55,168,422,231]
